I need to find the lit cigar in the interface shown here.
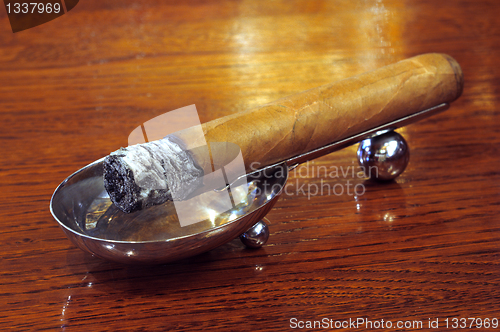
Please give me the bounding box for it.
[104,53,463,213]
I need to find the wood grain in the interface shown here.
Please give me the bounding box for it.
[1,0,499,330]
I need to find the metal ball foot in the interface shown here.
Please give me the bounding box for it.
[239,220,269,248]
[357,130,410,181]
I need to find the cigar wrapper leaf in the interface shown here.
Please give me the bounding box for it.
[104,53,463,213]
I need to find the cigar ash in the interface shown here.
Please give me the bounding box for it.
[103,136,204,213]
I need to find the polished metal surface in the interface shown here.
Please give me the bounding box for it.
[205,104,448,196]
[50,103,447,264]
[357,130,410,181]
[239,220,269,248]
[50,159,287,264]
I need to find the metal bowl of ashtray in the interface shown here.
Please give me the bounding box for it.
[50,54,464,265]
[50,101,453,265]
[50,158,287,264]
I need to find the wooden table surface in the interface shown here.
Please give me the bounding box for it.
[1,0,499,330]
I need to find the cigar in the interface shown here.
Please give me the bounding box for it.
[104,53,463,213]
